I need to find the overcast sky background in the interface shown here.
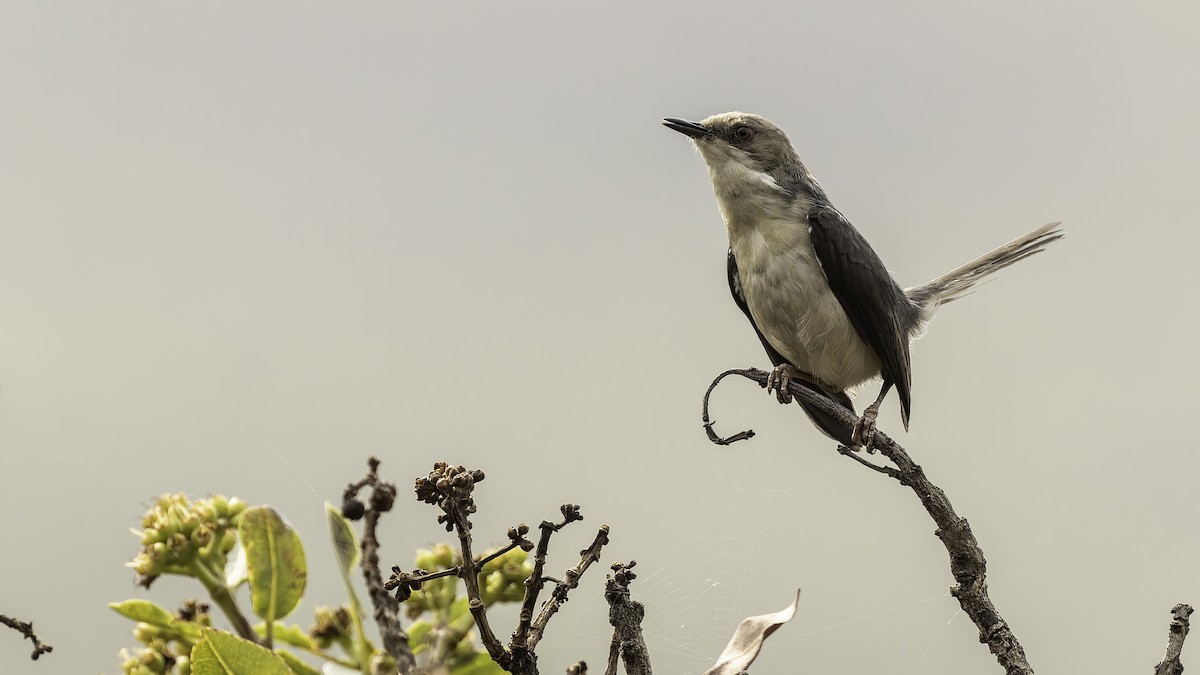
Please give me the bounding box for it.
[2,1,1198,673]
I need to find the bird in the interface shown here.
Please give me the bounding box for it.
[663,112,1063,450]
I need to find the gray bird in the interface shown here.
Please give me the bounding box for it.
[663,112,1063,449]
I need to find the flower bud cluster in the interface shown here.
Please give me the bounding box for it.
[119,642,185,675]
[414,462,485,532]
[128,493,246,586]
[310,605,355,650]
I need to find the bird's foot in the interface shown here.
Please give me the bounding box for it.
[851,403,881,453]
[766,364,798,403]
[766,364,812,404]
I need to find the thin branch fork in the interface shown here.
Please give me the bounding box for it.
[397,539,528,586]
[512,514,571,651]
[528,524,609,650]
[399,463,611,675]
[1,613,52,661]
[702,367,1034,675]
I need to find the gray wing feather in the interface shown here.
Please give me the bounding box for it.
[807,206,919,426]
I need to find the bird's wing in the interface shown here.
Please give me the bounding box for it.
[807,206,916,426]
[727,248,857,445]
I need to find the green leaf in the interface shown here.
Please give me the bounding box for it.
[190,628,292,675]
[452,651,507,675]
[253,622,316,651]
[238,506,307,624]
[109,599,175,627]
[325,501,371,663]
[275,649,322,675]
[325,502,359,576]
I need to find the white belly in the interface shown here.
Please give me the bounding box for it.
[730,218,882,390]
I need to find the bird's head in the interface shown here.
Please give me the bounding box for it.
[663,112,825,203]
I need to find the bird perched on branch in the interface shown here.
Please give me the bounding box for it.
[664,112,1062,450]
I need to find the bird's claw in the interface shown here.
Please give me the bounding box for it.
[766,364,802,404]
[852,404,881,453]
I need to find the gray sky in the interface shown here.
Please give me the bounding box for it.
[2,1,1198,673]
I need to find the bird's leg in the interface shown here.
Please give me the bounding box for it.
[852,380,893,453]
[766,363,818,404]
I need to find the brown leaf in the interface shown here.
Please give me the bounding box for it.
[704,590,801,675]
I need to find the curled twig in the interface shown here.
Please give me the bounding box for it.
[701,369,760,445]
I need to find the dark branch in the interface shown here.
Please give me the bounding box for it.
[837,444,900,478]
[343,457,415,672]
[604,562,652,675]
[512,518,565,652]
[391,538,529,588]
[1,614,52,661]
[427,466,508,667]
[703,367,1034,675]
[605,629,620,675]
[401,464,606,675]
[701,369,757,445]
[1154,604,1193,675]
[528,524,610,650]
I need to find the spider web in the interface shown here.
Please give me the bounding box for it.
[628,460,841,673]
[582,457,959,674]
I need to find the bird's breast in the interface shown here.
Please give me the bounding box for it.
[728,214,882,391]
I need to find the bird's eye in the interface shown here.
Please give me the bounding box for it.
[733,126,754,141]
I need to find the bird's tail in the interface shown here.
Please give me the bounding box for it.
[905,222,1064,322]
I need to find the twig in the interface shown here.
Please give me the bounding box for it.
[703,367,1034,675]
[1,613,53,661]
[511,512,607,669]
[604,562,651,675]
[513,516,569,651]
[343,457,415,672]
[404,463,517,671]
[837,444,900,478]
[701,369,757,445]
[1154,604,1193,675]
[528,523,610,650]
[510,508,582,671]
[395,539,528,586]
[397,464,611,675]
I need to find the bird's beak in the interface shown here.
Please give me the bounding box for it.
[662,117,713,139]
